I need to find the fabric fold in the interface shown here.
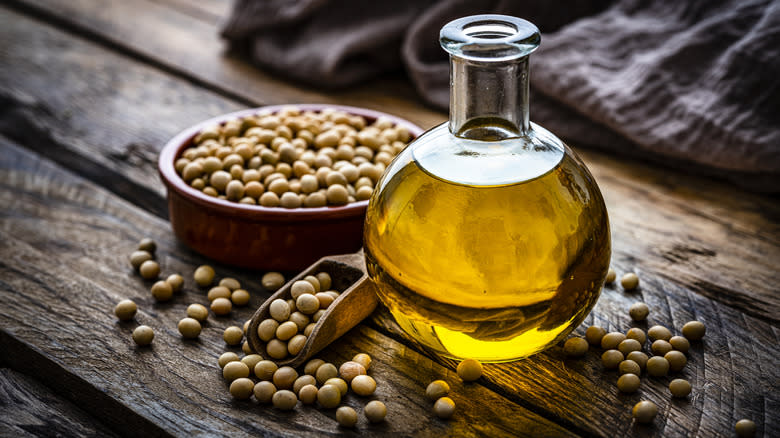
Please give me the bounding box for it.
[221,0,780,190]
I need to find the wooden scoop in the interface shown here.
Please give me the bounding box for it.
[247,250,378,368]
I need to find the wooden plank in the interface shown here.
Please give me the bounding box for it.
[587,149,780,323]
[0,4,245,218]
[0,4,777,437]
[0,136,576,437]
[0,369,121,437]
[5,0,447,130]
[369,255,779,437]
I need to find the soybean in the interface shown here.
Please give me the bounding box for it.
[262,272,285,291]
[254,381,276,403]
[626,327,647,345]
[207,286,231,301]
[273,366,299,390]
[219,277,241,291]
[166,274,184,292]
[132,325,154,346]
[266,339,287,359]
[130,251,152,270]
[317,384,341,408]
[230,378,254,399]
[646,356,670,377]
[682,320,706,341]
[269,299,291,322]
[114,299,137,321]
[231,289,250,306]
[272,390,298,410]
[138,238,156,254]
[336,406,358,427]
[602,350,624,369]
[585,326,606,346]
[669,379,692,397]
[304,358,325,376]
[621,273,640,290]
[187,303,209,322]
[223,361,250,381]
[257,319,279,342]
[651,340,673,356]
[601,332,626,350]
[151,281,173,301]
[351,375,377,396]
[223,326,244,346]
[669,335,690,353]
[735,419,756,438]
[457,359,483,382]
[626,351,649,369]
[618,339,642,356]
[254,360,278,381]
[218,352,240,368]
[564,337,589,357]
[324,378,348,397]
[178,317,201,339]
[364,400,387,423]
[632,401,657,423]
[664,350,687,372]
[296,293,320,314]
[139,260,160,280]
[315,272,332,290]
[619,360,641,376]
[426,380,450,400]
[298,384,318,404]
[605,268,616,283]
[433,397,456,419]
[293,375,317,395]
[629,302,649,321]
[287,334,307,356]
[210,297,232,315]
[291,280,315,299]
[275,321,299,341]
[339,361,367,383]
[193,265,215,287]
[648,325,672,342]
[617,373,640,393]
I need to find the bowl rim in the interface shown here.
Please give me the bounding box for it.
[159,104,425,222]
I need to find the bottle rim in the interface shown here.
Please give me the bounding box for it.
[440,14,541,62]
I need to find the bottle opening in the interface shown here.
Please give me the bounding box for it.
[440,15,541,62]
[461,20,518,40]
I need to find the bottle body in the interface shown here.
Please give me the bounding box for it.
[364,122,610,361]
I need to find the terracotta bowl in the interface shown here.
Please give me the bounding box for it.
[158,104,424,271]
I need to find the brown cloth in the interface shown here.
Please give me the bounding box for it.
[222,0,780,191]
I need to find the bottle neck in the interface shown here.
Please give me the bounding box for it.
[449,55,530,140]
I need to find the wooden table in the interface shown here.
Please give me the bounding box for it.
[0,1,777,437]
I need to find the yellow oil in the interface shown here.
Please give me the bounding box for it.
[364,123,610,362]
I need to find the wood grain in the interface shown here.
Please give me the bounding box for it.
[0,369,121,438]
[0,3,778,437]
[0,137,575,437]
[368,259,779,437]
[5,0,447,130]
[0,5,244,218]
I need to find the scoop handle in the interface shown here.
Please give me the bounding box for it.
[247,250,378,368]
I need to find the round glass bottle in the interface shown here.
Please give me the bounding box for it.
[364,15,610,362]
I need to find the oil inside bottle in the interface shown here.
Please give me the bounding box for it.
[364,122,610,362]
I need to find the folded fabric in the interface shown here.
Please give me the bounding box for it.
[222,0,780,191]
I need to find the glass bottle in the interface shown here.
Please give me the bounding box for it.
[363,15,611,362]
